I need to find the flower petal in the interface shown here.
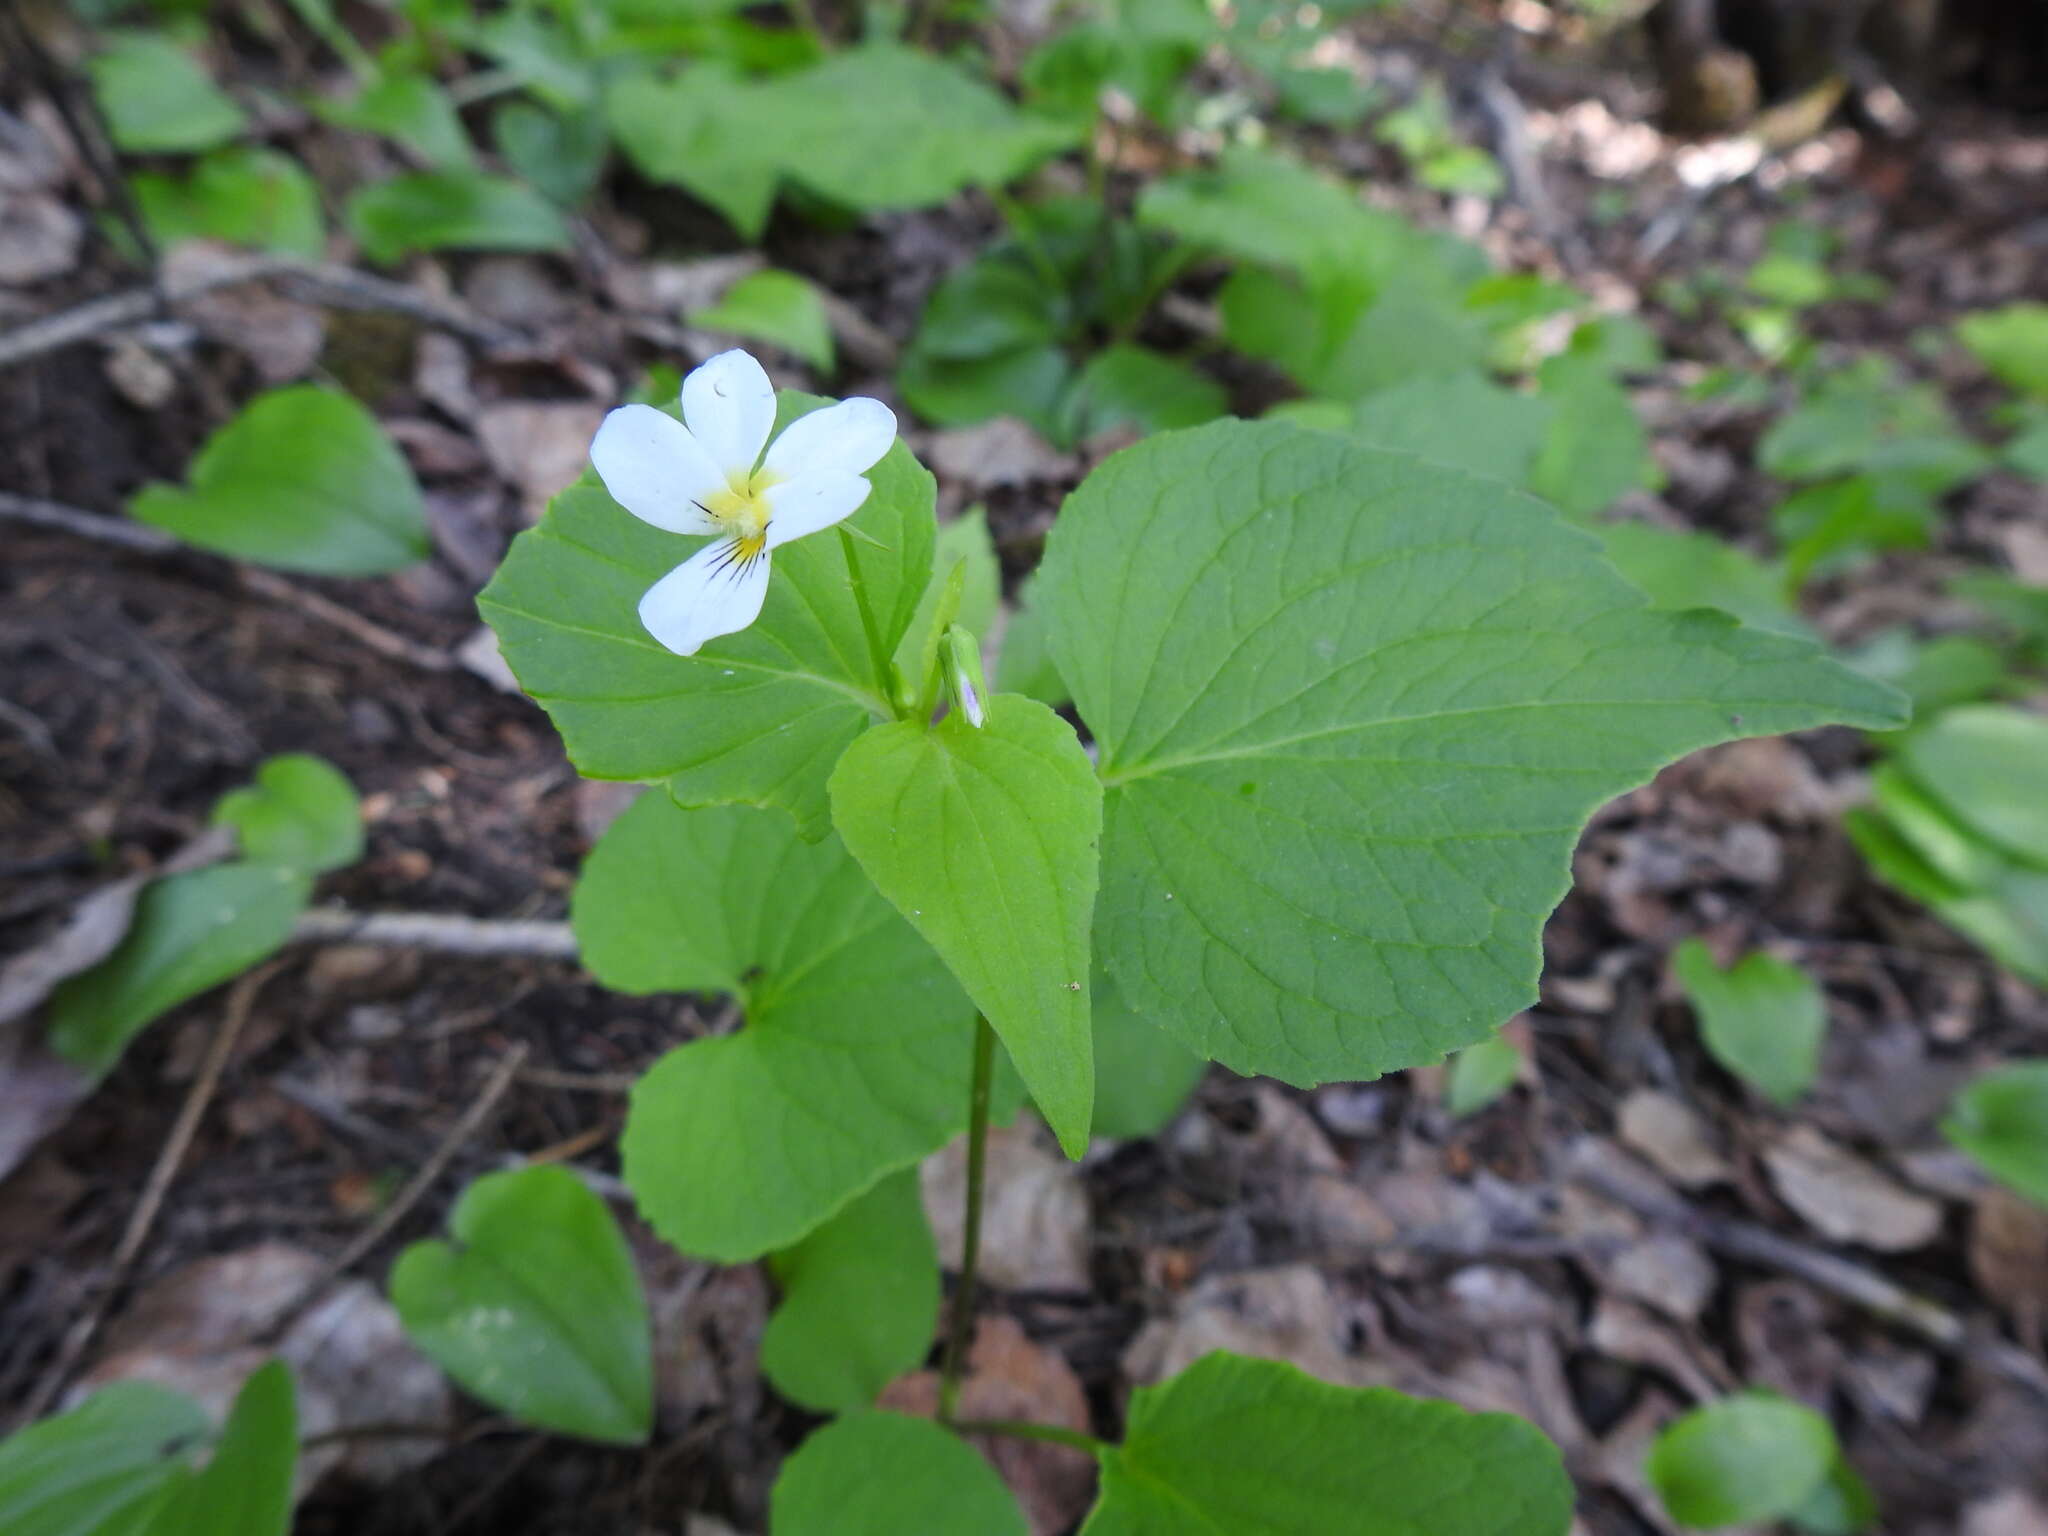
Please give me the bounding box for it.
[764,396,897,480]
[637,537,773,657]
[763,474,872,549]
[683,349,777,480]
[590,404,725,535]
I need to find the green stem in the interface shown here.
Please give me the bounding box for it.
[954,1418,1111,1456]
[987,187,1064,295]
[838,526,899,717]
[937,1015,996,1425]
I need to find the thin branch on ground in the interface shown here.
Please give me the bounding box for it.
[255,1041,531,1346]
[292,908,578,959]
[15,961,284,1427]
[0,493,457,674]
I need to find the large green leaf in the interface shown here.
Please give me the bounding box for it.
[1895,706,2048,868]
[345,171,572,263]
[318,73,475,169]
[1645,1391,1837,1529]
[130,387,430,577]
[1595,524,1808,640]
[761,1170,938,1413]
[1037,420,1906,1085]
[211,754,362,875]
[690,270,835,373]
[1080,1353,1572,1535]
[89,31,246,153]
[1672,941,1824,1105]
[1943,1060,2048,1207]
[605,63,784,238]
[0,1381,208,1536]
[131,148,325,260]
[1348,373,1553,487]
[45,863,309,1076]
[578,794,982,1260]
[1528,351,1653,519]
[1091,967,1205,1140]
[480,392,935,840]
[831,695,1102,1157]
[146,1361,296,1536]
[771,1412,1029,1536]
[390,1166,652,1444]
[1958,303,2048,400]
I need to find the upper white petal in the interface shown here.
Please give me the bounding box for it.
[763,474,872,549]
[764,396,897,480]
[590,405,724,535]
[637,538,773,657]
[683,349,777,480]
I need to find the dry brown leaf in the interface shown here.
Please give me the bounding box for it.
[921,1124,1090,1293]
[0,191,81,285]
[1967,1491,2048,1536]
[1969,1186,2048,1348]
[1122,1264,1370,1389]
[477,401,609,522]
[924,419,1078,490]
[1606,1234,1717,1322]
[1617,1090,1733,1189]
[1588,1297,1727,1403]
[1734,1280,1841,1408]
[0,1149,84,1290]
[1763,1124,1944,1251]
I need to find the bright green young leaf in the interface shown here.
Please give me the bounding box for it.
[481,393,933,839]
[1774,476,1936,587]
[1349,373,1552,487]
[45,862,309,1076]
[1645,1391,1837,1530]
[1943,1060,2048,1206]
[492,100,609,207]
[0,1381,208,1536]
[690,270,835,373]
[131,148,325,259]
[1529,351,1653,519]
[1844,630,2010,719]
[831,695,1101,1156]
[148,1361,296,1536]
[1081,1352,1573,1535]
[346,171,572,263]
[1092,967,1206,1139]
[1596,524,1809,640]
[1790,1453,1880,1535]
[895,508,1002,687]
[606,63,785,238]
[212,754,362,875]
[1958,303,2048,399]
[318,73,475,168]
[1038,420,1905,1086]
[761,1170,938,1413]
[1671,941,1825,1105]
[1221,270,1488,400]
[771,1412,1029,1536]
[578,795,985,1260]
[1895,706,2048,867]
[390,1166,652,1444]
[90,31,246,153]
[130,386,430,577]
[1444,1032,1521,1117]
[1058,345,1227,444]
[995,576,1069,709]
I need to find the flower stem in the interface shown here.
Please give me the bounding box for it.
[837,525,899,717]
[953,1418,1110,1456]
[937,1013,996,1425]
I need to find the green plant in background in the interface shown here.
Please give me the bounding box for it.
[1943,1060,2048,1207]
[1671,941,1826,1105]
[1375,79,1504,196]
[1647,1390,1875,1533]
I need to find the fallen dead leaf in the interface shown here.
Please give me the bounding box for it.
[922,1124,1090,1293]
[1242,1085,1395,1256]
[1606,1233,1717,1322]
[645,1244,766,1432]
[1969,1186,2048,1349]
[478,401,608,521]
[164,245,325,384]
[0,190,81,285]
[880,1317,1094,1536]
[1122,1264,1369,1388]
[1734,1280,1841,1408]
[1617,1090,1733,1189]
[77,1243,450,1491]
[1763,1124,1944,1252]
[0,1149,84,1290]
[923,419,1077,490]
[414,331,478,422]
[1588,1297,1727,1403]
[1967,1491,2048,1536]
[1594,1385,1686,1536]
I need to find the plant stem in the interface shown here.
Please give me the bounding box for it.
[986,187,1065,296]
[837,525,899,717]
[938,1014,996,1425]
[954,1418,1111,1456]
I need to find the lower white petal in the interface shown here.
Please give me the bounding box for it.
[591,405,725,534]
[763,396,897,480]
[763,474,872,549]
[683,349,777,483]
[637,538,773,657]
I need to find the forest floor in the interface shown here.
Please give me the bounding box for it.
[2,6,2046,1534]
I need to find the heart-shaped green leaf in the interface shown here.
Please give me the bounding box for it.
[131,387,430,578]
[1080,1353,1572,1535]
[831,695,1102,1156]
[771,1413,1029,1535]
[578,794,988,1261]
[1645,1391,1837,1529]
[390,1165,652,1444]
[761,1170,939,1413]
[1943,1059,2048,1206]
[1673,942,1825,1105]
[480,392,935,840]
[212,754,362,875]
[1037,420,1906,1086]
[345,171,572,263]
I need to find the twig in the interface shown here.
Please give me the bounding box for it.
[1573,1143,2048,1398]
[0,252,524,372]
[1,493,456,674]
[15,962,283,1426]
[292,908,577,959]
[257,1041,530,1345]
[1474,68,1588,275]
[517,1066,636,1094]
[440,1435,547,1534]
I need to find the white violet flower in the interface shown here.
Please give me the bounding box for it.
[589,349,897,657]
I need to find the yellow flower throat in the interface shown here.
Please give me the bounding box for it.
[703,469,778,562]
